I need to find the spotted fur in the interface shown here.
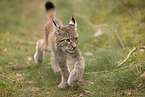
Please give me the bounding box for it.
[34,1,85,89]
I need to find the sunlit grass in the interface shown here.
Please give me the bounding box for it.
[0,0,145,96]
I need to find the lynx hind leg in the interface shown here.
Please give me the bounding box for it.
[34,39,45,63]
[51,52,60,73]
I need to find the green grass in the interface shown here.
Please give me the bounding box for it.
[0,0,145,96]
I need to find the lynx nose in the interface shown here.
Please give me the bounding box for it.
[71,42,77,50]
[72,46,76,50]
[72,45,77,50]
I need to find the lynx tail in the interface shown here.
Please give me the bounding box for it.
[45,1,56,19]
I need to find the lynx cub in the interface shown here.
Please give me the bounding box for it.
[34,1,85,88]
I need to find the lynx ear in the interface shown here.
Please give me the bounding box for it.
[52,19,61,35]
[52,19,61,29]
[69,16,77,27]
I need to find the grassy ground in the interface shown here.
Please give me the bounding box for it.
[0,0,145,96]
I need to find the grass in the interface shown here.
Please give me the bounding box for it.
[0,0,145,96]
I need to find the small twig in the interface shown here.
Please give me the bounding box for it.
[115,30,125,49]
[117,47,137,67]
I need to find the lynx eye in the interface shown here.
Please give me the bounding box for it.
[65,39,71,42]
[75,37,78,40]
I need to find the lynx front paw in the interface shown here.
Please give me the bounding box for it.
[58,82,69,89]
[67,71,80,87]
[67,79,77,88]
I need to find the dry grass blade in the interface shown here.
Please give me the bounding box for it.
[117,47,137,67]
[85,65,130,75]
[129,66,141,81]
[93,24,118,30]
[115,30,125,50]
[15,40,36,45]
[85,70,108,74]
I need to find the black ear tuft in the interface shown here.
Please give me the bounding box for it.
[69,16,77,26]
[72,16,75,24]
[45,1,55,12]
[52,19,60,29]
[52,19,57,27]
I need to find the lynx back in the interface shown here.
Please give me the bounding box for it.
[34,1,85,89]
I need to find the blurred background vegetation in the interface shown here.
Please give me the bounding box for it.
[0,0,145,96]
